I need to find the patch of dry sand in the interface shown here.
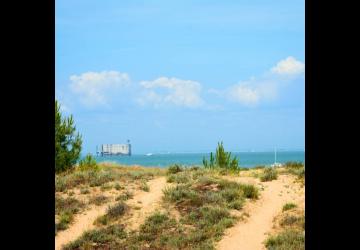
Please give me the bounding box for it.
[216,174,304,250]
[125,177,169,230]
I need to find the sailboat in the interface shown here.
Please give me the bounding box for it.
[271,148,282,167]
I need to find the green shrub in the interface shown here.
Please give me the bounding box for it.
[265,230,305,250]
[228,199,244,210]
[55,196,85,215]
[167,164,183,174]
[140,181,150,192]
[203,142,239,170]
[89,195,109,206]
[95,202,128,226]
[63,224,127,250]
[56,212,73,232]
[114,183,122,190]
[107,202,127,219]
[163,185,203,207]
[239,184,259,199]
[260,168,278,182]
[115,191,133,201]
[167,172,190,184]
[78,154,99,172]
[283,203,297,212]
[284,161,304,169]
[55,100,82,173]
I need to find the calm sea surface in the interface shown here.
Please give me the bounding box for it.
[93,151,304,168]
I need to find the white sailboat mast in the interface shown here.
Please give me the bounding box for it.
[275,147,277,164]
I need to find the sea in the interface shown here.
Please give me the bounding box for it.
[93,151,304,168]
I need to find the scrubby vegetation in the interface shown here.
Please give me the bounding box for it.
[283,161,305,185]
[64,167,259,249]
[283,203,297,212]
[55,164,164,193]
[265,202,305,250]
[55,196,85,234]
[160,169,258,248]
[63,224,127,250]
[260,167,278,182]
[167,164,183,174]
[78,154,99,172]
[202,142,239,171]
[94,202,128,226]
[89,195,109,206]
[115,191,133,201]
[265,230,305,250]
[140,181,150,192]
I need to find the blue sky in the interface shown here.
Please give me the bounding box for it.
[56,0,305,154]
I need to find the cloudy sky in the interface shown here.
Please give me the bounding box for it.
[56,0,304,154]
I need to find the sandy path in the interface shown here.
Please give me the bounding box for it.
[55,201,115,250]
[125,177,168,230]
[217,174,304,250]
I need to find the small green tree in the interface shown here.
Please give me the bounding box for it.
[78,154,99,172]
[55,100,82,173]
[203,142,239,170]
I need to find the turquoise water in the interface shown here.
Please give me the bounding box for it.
[93,151,304,168]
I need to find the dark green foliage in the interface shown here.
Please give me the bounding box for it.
[55,100,82,173]
[203,142,239,170]
[283,203,297,212]
[114,183,122,190]
[284,161,304,169]
[63,224,127,250]
[167,164,183,174]
[265,230,305,250]
[238,183,259,199]
[55,212,73,233]
[95,202,128,225]
[78,154,99,172]
[260,167,278,182]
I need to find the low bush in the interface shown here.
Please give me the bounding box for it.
[63,224,127,250]
[260,167,278,182]
[55,196,85,215]
[78,154,100,172]
[95,202,128,225]
[115,191,133,201]
[167,164,183,174]
[140,181,150,192]
[283,203,297,212]
[89,195,109,206]
[265,230,304,250]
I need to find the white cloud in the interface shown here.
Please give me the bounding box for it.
[271,56,305,76]
[69,71,130,106]
[227,80,277,106]
[137,77,204,108]
[224,56,304,106]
